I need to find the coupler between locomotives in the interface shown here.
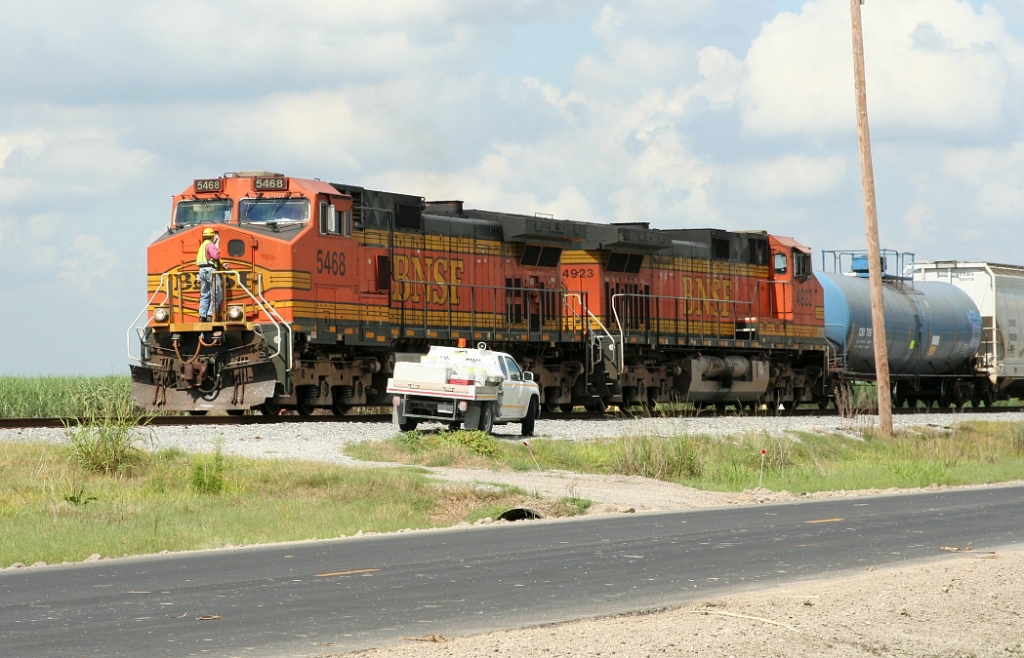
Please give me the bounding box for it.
[130,327,278,413]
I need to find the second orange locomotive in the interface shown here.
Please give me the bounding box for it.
[129,171,827,414]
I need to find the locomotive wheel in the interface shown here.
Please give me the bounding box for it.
[478,403,495,434]
[331,393,349,416]
[296,386,316,416]
[521,398,537,437]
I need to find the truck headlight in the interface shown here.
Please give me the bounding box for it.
[153,307,169,323]
[227,306,244,321]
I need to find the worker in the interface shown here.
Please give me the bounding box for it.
[195,227,227,322]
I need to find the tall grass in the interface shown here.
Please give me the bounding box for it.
[0,375,135,418]
[0,441,547,567]
[348,421,1024,493]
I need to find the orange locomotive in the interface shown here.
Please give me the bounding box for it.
[128,171,828,414]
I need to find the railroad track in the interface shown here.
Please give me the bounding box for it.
[1,405,1020,430]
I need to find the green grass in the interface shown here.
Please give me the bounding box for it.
[0,375,136,418]
[0,441,545,567]
[347,423,1024,494]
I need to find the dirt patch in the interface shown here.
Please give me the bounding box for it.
[346,548,1024,658]
[426,466,1024,517]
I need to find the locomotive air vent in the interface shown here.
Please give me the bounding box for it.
[520,245,562,268]
[607,253,644,273]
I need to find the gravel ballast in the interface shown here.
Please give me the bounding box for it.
[4,411,1022,467]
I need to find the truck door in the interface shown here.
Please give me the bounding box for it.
[498,355,527,419]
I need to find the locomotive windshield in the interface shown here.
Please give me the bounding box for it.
[175,199,232,227]
[240,198,310,225]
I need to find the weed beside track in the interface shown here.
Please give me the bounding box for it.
[348,422,1024,493]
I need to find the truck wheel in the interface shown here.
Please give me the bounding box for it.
[521,398,537,437]
[478,403,494,434]
[399,418,419,432]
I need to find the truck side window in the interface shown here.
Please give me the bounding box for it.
[504,357,522,381]
[774,253,788,275]
[498,358,510,380]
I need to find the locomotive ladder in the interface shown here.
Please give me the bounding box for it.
[562,293,621,381]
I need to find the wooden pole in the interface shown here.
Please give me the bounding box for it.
[850,0,893,435]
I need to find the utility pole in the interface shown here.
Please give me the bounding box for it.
[850,0,893,435]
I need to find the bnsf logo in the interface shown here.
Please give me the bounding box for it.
[392,254,466,304]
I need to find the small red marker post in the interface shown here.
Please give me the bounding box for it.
[759,449,767,489]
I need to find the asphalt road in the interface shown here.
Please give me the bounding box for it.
[2,485,1023,658]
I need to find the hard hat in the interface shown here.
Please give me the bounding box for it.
[202,227,216,238]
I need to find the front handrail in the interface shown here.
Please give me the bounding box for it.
[126,270,292,372]
[126,273,172,364]
[226,271,292,370]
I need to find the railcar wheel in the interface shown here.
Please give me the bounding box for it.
[478,403,494,434]
[544,400,561,413]
[559,404,574,413]
[188,410,208,416]
[259,401,281,416]
[226,409,244,416]
[398,418,419,432]
[521,398,537,437]
[584,400,607,414]
[447,422,461,431]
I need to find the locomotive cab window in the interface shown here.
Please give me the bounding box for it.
[774,252,788,275]
[318,201,350,236]
[175,199,232,227]
[794,252,811,278]
[320,201,337,235]
[240,198,310,225]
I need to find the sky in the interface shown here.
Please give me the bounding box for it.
[1,0,1023,375]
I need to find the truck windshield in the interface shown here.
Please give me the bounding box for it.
[175,199,232,227]
[240,198,310,225]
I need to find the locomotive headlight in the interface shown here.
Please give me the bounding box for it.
[153,307,170,323]
[227,306,244,321]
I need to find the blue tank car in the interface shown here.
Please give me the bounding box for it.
[816,271,981,376]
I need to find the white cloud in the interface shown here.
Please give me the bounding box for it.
[733,154,847,201]
[942,141,1024,218]
[740,0,1024,136]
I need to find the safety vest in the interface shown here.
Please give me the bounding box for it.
[195,239,216,267]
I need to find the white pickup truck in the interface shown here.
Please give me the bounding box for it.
[387,344,540,435]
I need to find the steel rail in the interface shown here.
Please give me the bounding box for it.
[1,405,1020,431]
